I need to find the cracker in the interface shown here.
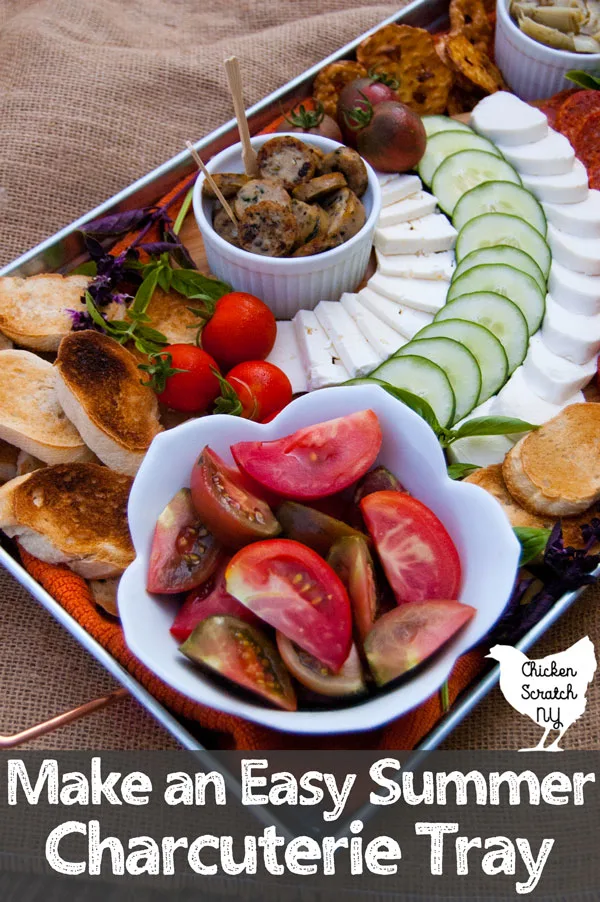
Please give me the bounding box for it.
[445,32,506,95]
[449,0,491,51]
[312,60,368,118]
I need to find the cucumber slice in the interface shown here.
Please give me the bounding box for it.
[452,181,547,236]
[414,319,508,405]
[434,292,528,374]
[394,337,481,423]
[447,264,545,334]
[432,150,521,216]
[452,245,546,295]
[422,115,473,138]
[455,212,552,278]
[371,355,455,427]
[418,132,501,187]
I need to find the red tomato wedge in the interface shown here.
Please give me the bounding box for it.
[364,600,476,685]
[231,409,383,500]
[170,558,259,642]
[225,539,352,672]
[360,491,462,604]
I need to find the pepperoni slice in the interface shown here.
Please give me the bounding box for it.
[539,88,579,129]
[556,90,600,143]
[588,164,600,190]
[572,110,600,171]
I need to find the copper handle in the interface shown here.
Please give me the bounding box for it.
[0,687,129,748]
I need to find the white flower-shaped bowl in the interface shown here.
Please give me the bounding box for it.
[118,385,520,735]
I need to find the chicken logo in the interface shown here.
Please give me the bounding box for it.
[487,637,597,751]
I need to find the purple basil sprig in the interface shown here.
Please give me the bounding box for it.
[81,208,151,237]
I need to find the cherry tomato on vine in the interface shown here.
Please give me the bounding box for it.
[140,344,221,413]
[214,360,292,422]
[199,292,277,370]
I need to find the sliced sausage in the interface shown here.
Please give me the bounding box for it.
[291,199,323,247]
[202,172,250,199]
[292,234,342,257]
[320,147,369,197]
[212,206,240,247]
[234,177,291,220]
[238,201,298,257]
[322,187,366,244]
[257,136,316,190]
[292,172,347,203]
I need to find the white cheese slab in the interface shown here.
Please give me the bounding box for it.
[373,170,398,188]
[542,189,600,239]
[378,190,437,228]
[446,399,517,468]
[357,286,432,339]
[376,248,455,281]
[520,160,588,204]
[368,270,448,314]
[339,293,403,359]
[490,365,585,428]
[541,293,600,364]
[375,213,457,255]
[292,309,350,390]
[548,260,600,316]
[522,333,597,404]
[471,91,548,146]
[265,320,308,394]
[314,301,381,377]
[496,128,574,177]
[380,174,422,207]
[547,222,600,275]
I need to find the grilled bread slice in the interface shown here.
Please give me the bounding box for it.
[503,403,600,517]
[0,274,90,351]
[0,332,13,350]
[0,464,134,578]
[55,330,162,476]
[134,287,198,346]
[0,440,18,483]
[0,350,91,464]
[89,577,120,617]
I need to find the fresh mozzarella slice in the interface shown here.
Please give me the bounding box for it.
[265,320,308,394]
[376,248,455,281]
[314,301,381,377]
[293,309,350,390]
[491,365,585,428]
[471,91,548,146]
[375,213,457,255]
[378,191,437,227]
[446,398,517,468]
[541,293,600,364]
[549,260,600,316]
[380,174,422,207]
[495,129,574,177]
[547,222,600,276]
[520,160,588,204]
[522,333,597,404]
[340,293,404,358]
[542,189,600,239]
[368,271,448,314]
[357,286,432,339]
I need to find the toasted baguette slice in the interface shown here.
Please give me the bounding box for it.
[503,403,600,517]
[0,464,134,578]
[55,331,162,476]
[0,332,13,350]
[16,450,46,476]
[0,274,90,351]
[134,287,199,346]
[0,350,92,464]
[89,577,120,617]
[0,439,18,483]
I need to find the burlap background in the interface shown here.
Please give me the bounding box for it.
[0,0,598,749]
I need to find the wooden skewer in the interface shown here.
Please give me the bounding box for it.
[224,56,259,177]
[185,140,238,228]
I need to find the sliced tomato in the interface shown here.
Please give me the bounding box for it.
[147,489,221,594]
[276,633,366,697]
[364,600,476,685]
[231,409,382,500]
[277,501,366,557]
[190,446,280,549]
[327,535,379,643]
[170,557,259,642]
[225,538,352,672]
[180,615,297,711]
[360,491,462,604]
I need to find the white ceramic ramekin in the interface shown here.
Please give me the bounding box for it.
[192,133,381,320]
[496,0,600,101]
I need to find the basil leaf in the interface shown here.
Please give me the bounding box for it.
[157,266,172,293]
[131,268,160,315]
[565,69,600,90]
[82,208,150,237]
[449,416,537,442]
[379,384,443,436]
[84,292,109,329]
[514,527,552,566]
[447,462,481,480]
[170,269,231,301]
[173,187,194,236]
[71,261,97,277]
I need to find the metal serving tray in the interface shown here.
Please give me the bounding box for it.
[1,0,597,751]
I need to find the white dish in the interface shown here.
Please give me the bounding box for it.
[192,134,381,320]
[495,0,600,101]
[119,385,520,735]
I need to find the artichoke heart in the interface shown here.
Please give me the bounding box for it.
[530,5,584,29]
[518,14,577,47]
[573,31,600,47]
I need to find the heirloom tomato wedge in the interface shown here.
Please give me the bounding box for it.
[360,491,462,604]
[231,409,382,500]
[276,634,366,697]
[225,539,352,672]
